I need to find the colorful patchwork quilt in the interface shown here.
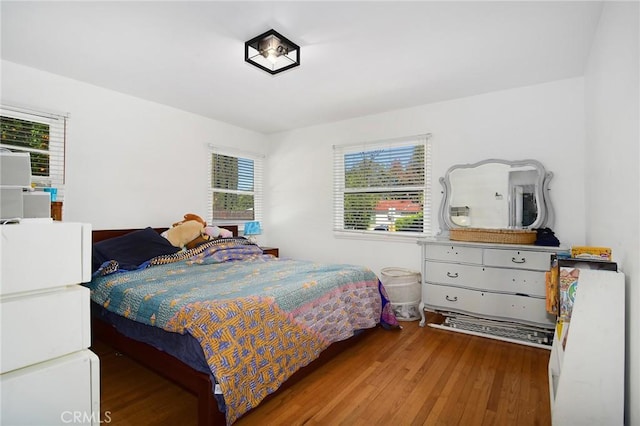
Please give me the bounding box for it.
[86,241,397,424]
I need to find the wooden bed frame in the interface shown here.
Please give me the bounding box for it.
[91,227,371,425]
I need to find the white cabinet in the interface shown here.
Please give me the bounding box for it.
[548,269,625,425]
[1,286,92,373]
[1,350,100,426]
[0,222,99,426]
[418,239,568,339]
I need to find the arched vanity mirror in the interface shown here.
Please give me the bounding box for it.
[439,159,554,232]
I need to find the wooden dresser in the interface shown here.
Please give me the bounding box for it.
[418,238,568,335]
[0,222,100,425]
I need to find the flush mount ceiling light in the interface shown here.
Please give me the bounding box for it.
[245,29,300,75]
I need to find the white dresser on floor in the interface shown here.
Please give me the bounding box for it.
[418,238,568,331]
[0,221,100,425]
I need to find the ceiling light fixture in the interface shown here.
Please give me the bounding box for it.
[245,29,300,75]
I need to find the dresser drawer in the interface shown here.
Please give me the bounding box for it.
[423,283,555,327]
[483,248,552,271]
[0,222,92,296]
[0,286,91,373]
[424,244,482,264]
[425,262,481,287]
[425,263,547,297]
[1,350,100,426]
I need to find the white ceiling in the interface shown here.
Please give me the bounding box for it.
[1,1,603,134]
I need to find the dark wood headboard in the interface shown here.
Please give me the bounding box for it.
[92,225,239,243]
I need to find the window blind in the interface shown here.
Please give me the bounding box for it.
[207,145,264,228]
[0,104,67,201]
[333,134,432,236]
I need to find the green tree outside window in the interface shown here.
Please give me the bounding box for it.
[1,116,50,176]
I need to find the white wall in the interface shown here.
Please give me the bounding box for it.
[266,78,586,276]
[1,60,267,230]
[584,2,639,424]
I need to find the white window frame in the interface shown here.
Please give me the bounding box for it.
[0,104,67,200]
[333,134,432,241]
[207,145,264,230]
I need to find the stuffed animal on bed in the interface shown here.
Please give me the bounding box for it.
[204,225,233,239]
[184,226,233,249]
[163,220,205,248]
[173,213,206,228]
[161,213,207,249]
[163,213,234,249]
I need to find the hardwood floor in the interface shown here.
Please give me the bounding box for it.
[93,314,551,425]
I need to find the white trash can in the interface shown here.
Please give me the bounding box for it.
[380,267,421,321]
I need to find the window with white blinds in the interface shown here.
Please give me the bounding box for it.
[208,146,263,227]
[0,105,67,200]
[333,134,432,237]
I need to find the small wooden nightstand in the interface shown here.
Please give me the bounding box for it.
[261,247,279,257]
[51,201,63,221]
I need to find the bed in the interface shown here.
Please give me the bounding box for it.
[87,226,398,425]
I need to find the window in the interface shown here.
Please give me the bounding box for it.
[333,134,432,237]
[208,146,263,227]
[0,105,67,200]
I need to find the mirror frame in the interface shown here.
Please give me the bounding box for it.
[438,158,555,232]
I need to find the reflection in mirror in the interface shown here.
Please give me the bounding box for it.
[439,159,554,231]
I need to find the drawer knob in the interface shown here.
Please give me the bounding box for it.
[445,295,458,302]
[446,272,459,278]
[512,257,526,264]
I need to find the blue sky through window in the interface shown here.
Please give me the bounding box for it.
[238,157,254,191]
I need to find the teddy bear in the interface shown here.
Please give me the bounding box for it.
[163,220,205,249]
[204,225,233,239]
[162,213,235,249]
[163,213,208,249]
[173,213,206,228]
[184,225,233,249]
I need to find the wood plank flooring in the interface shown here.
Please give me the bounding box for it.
[93,314,551,425]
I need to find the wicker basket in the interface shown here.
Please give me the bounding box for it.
[450,228,536,245]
